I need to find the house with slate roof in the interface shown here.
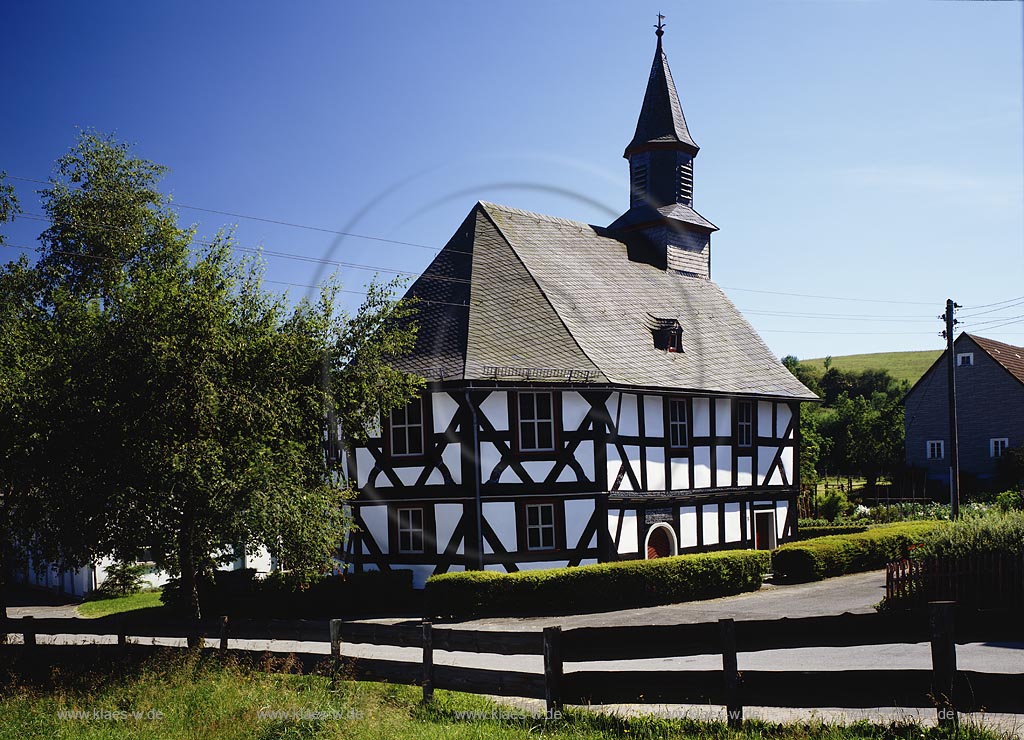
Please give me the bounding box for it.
[905,333,1024,486]
[343,24,817,587]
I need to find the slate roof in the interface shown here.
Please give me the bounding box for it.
[608,202,718,233]
[624,36,699,157]
[969,334,1024,386]
[395,201,817,401]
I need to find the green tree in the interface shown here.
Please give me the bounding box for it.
[831,393,904,492]
[2,134,422,628]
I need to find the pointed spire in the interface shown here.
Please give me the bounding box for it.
[624,17,699,158]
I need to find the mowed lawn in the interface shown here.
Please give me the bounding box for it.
[804,350,941,386]
[77,590,166,619]
[0,651,1012,740]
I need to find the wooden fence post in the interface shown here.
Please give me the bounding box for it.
[421,620,434,703]
[929,601,957,728]
[542,626,563,717]
[329,618,343,686]
[719,618,742,728]
[218,616,229,652]
[23,615,35,648]
[117,615,127,651]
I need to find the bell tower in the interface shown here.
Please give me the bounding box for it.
[610,16,717,279]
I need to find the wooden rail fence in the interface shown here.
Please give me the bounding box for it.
[887,553,1024,609]
[3,605,1022,728]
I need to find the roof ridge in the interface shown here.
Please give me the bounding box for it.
[478,201,599,230]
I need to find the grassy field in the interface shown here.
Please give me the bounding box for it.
[0,650,1012,740]
[77,590,165,619]
[804,350,941,386]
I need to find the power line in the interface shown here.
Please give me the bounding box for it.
[721,285,935,306]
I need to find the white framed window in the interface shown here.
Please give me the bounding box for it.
[668,398,689,448]
[956,353,974,367]
[525,503,556,551]
[389,399,424,457]
[518,391,555,452]
[736,400,753,448]
[991,438,1009,458]
[926,440,944,460]
[397,508,425,554]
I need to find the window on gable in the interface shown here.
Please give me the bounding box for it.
[957,353,974,367]
[646,314,684,352]
[390,398,425,457]
[668,398,689,448]
[736,400,753,448]
[518,391,555,452]
[630,163,648,206]
[927,440,944,460]
[991,438,1009,458]
[397,507,425,554]
[525,503,556,551]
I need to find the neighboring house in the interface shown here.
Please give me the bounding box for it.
[14,546,273,598]
[905,333,1024,486]
[343,26,816,588]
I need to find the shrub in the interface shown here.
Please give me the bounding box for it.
[913,509,1024,559]
[797,524,868,540]
[425,550,770,618]
[97,560,148,597]
[816,489,852,522]
[995,490,1024,513]
[772,521,944,582]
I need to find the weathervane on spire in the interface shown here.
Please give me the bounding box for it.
[655,13,666,38]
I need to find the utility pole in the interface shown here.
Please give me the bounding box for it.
[940,299,960,519]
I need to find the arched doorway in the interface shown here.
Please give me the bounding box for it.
[645,523,678,559]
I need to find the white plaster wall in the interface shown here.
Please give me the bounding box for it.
[693,398,710,437]
[777,404,793,438]
[776,500,790,540]
[355,448,375,488]
[781,447,794,484]
[479,391,508,431]
[758,401,773,437]
[361,505,389,555]
[626,446,642,489]
[679,506,698,548]
[395,467,421,486]
[432,392,459,434]
[724,502,742,543]
[737,456,753,486]
[670,458,690,490]
[702,504,719,545]
[480,441,502,482]
[426,468,444,485]
[618,510,639,554]
[757,447,775,485]
[521,460,555,483]
[562,391,590,431]
[618,394,639,436]
[434,503,463,555]
[604,393,620,429]
[715,399,731,435]
[483,502,516,553]
[575,440,595,481]
[643,395,664,437]
[646,446,666,490]
[715,446,732,487]
[693,447,711,488]
[565,499,595,549]
[441,444,462,484]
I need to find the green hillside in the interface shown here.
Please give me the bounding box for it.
[803,349,942,386]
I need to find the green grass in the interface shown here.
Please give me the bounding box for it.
[0,650,1012,740]
[77,590,166,619]
[804,350,941,386]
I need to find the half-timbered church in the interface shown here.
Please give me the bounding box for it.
[345,24,817,587]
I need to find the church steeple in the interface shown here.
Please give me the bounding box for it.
[609,17,717,280]
[624,15,699,159]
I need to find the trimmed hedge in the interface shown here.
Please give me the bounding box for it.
[425,550,770,618]
[772,521,945,582]
[796,525,868,540]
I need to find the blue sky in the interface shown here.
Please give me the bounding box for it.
[2,1,1022,361]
